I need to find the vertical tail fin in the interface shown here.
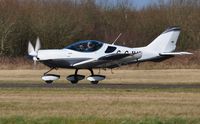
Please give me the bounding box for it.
[146,26,181,53]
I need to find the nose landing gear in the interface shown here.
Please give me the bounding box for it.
[42,68,60,84]
[42,74,60,84]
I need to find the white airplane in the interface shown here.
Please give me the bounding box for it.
[28,26,192,84]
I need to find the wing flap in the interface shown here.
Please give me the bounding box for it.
[73,52,143,68]
[73,53,135,68]
[159,52,192,56]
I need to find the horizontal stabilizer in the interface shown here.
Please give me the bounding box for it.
[159,52,192,56]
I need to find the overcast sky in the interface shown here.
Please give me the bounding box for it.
[134,0,160,8]
[96,0,168,9]
[132,0,153,7]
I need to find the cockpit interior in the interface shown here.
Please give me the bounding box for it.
[65,40,103,52]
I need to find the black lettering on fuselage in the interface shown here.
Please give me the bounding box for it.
[117,50,121,53]
[117,50,141,54]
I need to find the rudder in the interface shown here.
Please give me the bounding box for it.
[146,26,181,53]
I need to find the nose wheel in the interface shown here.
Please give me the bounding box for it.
[42,68,60,84]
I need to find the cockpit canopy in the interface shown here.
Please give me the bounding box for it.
[65,40,104,52]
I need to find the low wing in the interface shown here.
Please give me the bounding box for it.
[73,58,97,67]
[98,53,131,60]
[159,52,192,56]
[73,53,134,68]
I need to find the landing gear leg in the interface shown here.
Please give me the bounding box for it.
[42,67,60,84]
[71,69,79,84]
[89,69,94,75]
[44,67,55,75]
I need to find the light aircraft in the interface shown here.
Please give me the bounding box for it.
[28,26,192,84]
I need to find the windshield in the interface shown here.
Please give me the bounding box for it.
[65,40,104,52]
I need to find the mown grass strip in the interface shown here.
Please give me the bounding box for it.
[0,86,200,94]
[0,116,199,124]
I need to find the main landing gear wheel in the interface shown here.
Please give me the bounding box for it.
[87,69,105,85]
[67,69,106,84]
[71,80,78,84]
[45,80,53,84]
[66,69,85,84]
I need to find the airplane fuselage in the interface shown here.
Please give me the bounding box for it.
[37,42,161,69]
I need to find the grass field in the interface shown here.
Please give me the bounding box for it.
[0,69,200,124]
[0,69,200,84]
[0,88,200,124]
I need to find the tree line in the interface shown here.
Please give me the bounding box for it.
[0,0,199,56]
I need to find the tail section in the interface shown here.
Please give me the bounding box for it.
[146,26,181,53]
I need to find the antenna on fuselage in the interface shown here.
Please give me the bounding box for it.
[112,33,122,45]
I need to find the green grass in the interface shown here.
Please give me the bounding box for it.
[0,86,200,94]
[0,69,200,124]
[0,116,199,124]
[0,88,200,119]
[1,69,200,84]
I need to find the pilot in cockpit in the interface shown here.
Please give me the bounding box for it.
[78,44,85,51]
[86,42,95,51]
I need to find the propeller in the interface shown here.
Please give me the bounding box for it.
[35,37,41,53]
[28,37,41,67]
